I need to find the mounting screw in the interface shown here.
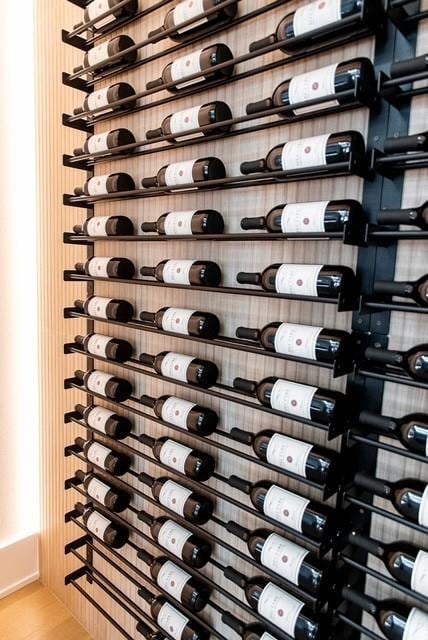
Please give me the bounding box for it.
[376,320,382,326]
[374,135,380,142]
[357,318,363,324]
[374,341,382,348]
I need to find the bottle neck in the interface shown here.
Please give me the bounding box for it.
[348,531,386,558]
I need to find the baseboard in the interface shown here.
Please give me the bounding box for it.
[0,571,40,599]
[0,534,39,599]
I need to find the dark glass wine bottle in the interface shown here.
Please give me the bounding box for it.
[358,410,428,455]
[141,209,224,235]
[390,54,428,80]
[136,621,164,640]
[73,128,135,156]
[75,0,138,31]
[222,612,281,640]
[73,83,136,117]
[75,469,130,512]
[75,257,135,279]
[74,296,134,322]
[76,403,132,440]
[140,393,218,436]
[140,259,222,287]
[75,436,131,476]
[377,203,428,230]
[74,172,135,196]
[141,157,226,188]
[74,215,134,237]
[364,343,428,382]
[73,35,137,73]
[75,368,133,402]
[146,102,232,141]
[384,131,428,154]
[139,351,218,388]
[148,0,237,42]
[139,307,220,339]
[373,275,428,307]
[139,434,215,482]
[75,502,129,548]
[75,333,133,363]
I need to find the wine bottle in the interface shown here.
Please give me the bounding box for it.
[139,351,218,388]
[348,531,428,597]
[139,434,215,482]
[358,410,428,456]
[364,344,428,381]
[75,0,138,31]
[236,263,357,300]
[74,296,134,322]
[249,0,381,54]
[353,473,428,527]
[225,521,327,595]
[139,473,213,524]
[75,502,129,548]
[75,368,133,402]
[73,128,136,156]
[74,215,135,237]
[222,612,281,640]
[138,510,212,568]
[140,394,218,435]
[136,621,164,640]
[241,199,362,234]
[373,275,428,307]
[247,58,376,118]
[137,548,211,612]
[73,35,137,73]
[342,586,428,640]
[224,568,321,640]
[75,469,131,512]
[75,333,133,363]
[138,586,209,640]
[73,172,135,196]
[227,475,334,542]
[240,131,366,176]
[75,257,135,279]
[390,54,428,80]
[384,131,428,154]
[73,83,137,117]
[141,157,226,188]
[139,307,220,339]
[236,321,352,367]
[148,0,237,42]
[75,403,132,440]
[229,427,339,485]
[145,44,234,92]
[140,260,222,287]
[141,209,224,235]
[146,102,232,142]
[75,436,131,476]
[233,376,346,427]
[377,203,428,230]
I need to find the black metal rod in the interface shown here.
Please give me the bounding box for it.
[335,612,384,640]
[357,367,428,390]
[346,494,428,534]
[350,433,428,464]
[64,230,347,243]
[361,298,428,314]
[369,229,428,240]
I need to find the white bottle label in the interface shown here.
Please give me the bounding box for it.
[158,480,192,516]
[87,87,110,113]
[87,175,110,196]
[260,634,278,640]
[87,406,116,432]
[164,211,196,236]
[157,560,191,601]
[270,379,316,420]
[157,520,192,558]
[86,511,111,539]
[161,397,196,429]
[261,533,309,585]
[165,160,196,186]
[171,50,202,89]
[263,485,310,532]
[274,323,323,360]
[87,477,111,504]
[403,608,428,640]
[160,352,194,382]
[174,0,207,34]
[266,433,313,478]
[281,201,328,233]
[88,0,114,28]
[86,216,110,236]
[289,64,339,115]
[87,296,112,318]
[275,264,323,297]
[293,0,342,37]
[159,439,192,474]
[163,260,194,285]
[87,333,113,357]
[411,550,428,597]
[86,370,114,395]
[418,486,428,527]
[157,602,188,640]
[170,106,203,140]
[87,41,110,67]
[281,134,329,170]
[87,132,110,154]
[86,441,111,467]
[88,257,111,277]
[161,307,195,335]
[257,582,304,638]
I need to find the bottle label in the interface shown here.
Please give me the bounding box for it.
[274,322,323,360]
[270,379,316,420]
[87,477,110,504]
[86,511,111,539]
[411,550,428,597]
[403,607,428,640]
[87,175,109,196]
[88,0,114,28]
[158,480,192,516]
[157,602,188,640]
[86,370,114,395]
[87,405,116,432]
[87,87,110,113]
[257,582,304,637]
[87,132,110,154]
[161,397,196,429]
[266,433,313,478]
[260,634,277,640]
[161,307,196,334]
[160,352,194,382]
[88,257,111,277]
[275,264,323,297]
[173,0,207,34]
[289,63,339,115]
[87,296,112,318]
[87,41,110,67]
[86,441,111,467]
[170,106,204,140]
[86,216,110,236]
[157,560,191,601]
[163,260,195,285]
[293,0,342,37]
[261,533,309,585]
[164,211,196,236]
[171,50,202,89]
[281,201,328,233]
[263,485,310,532]
[157,520,192,558]
[165,160,196,186]
[159,439,192,474]
[87,333,113,357]
[281,134,329,170]
[418,486,428,527]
